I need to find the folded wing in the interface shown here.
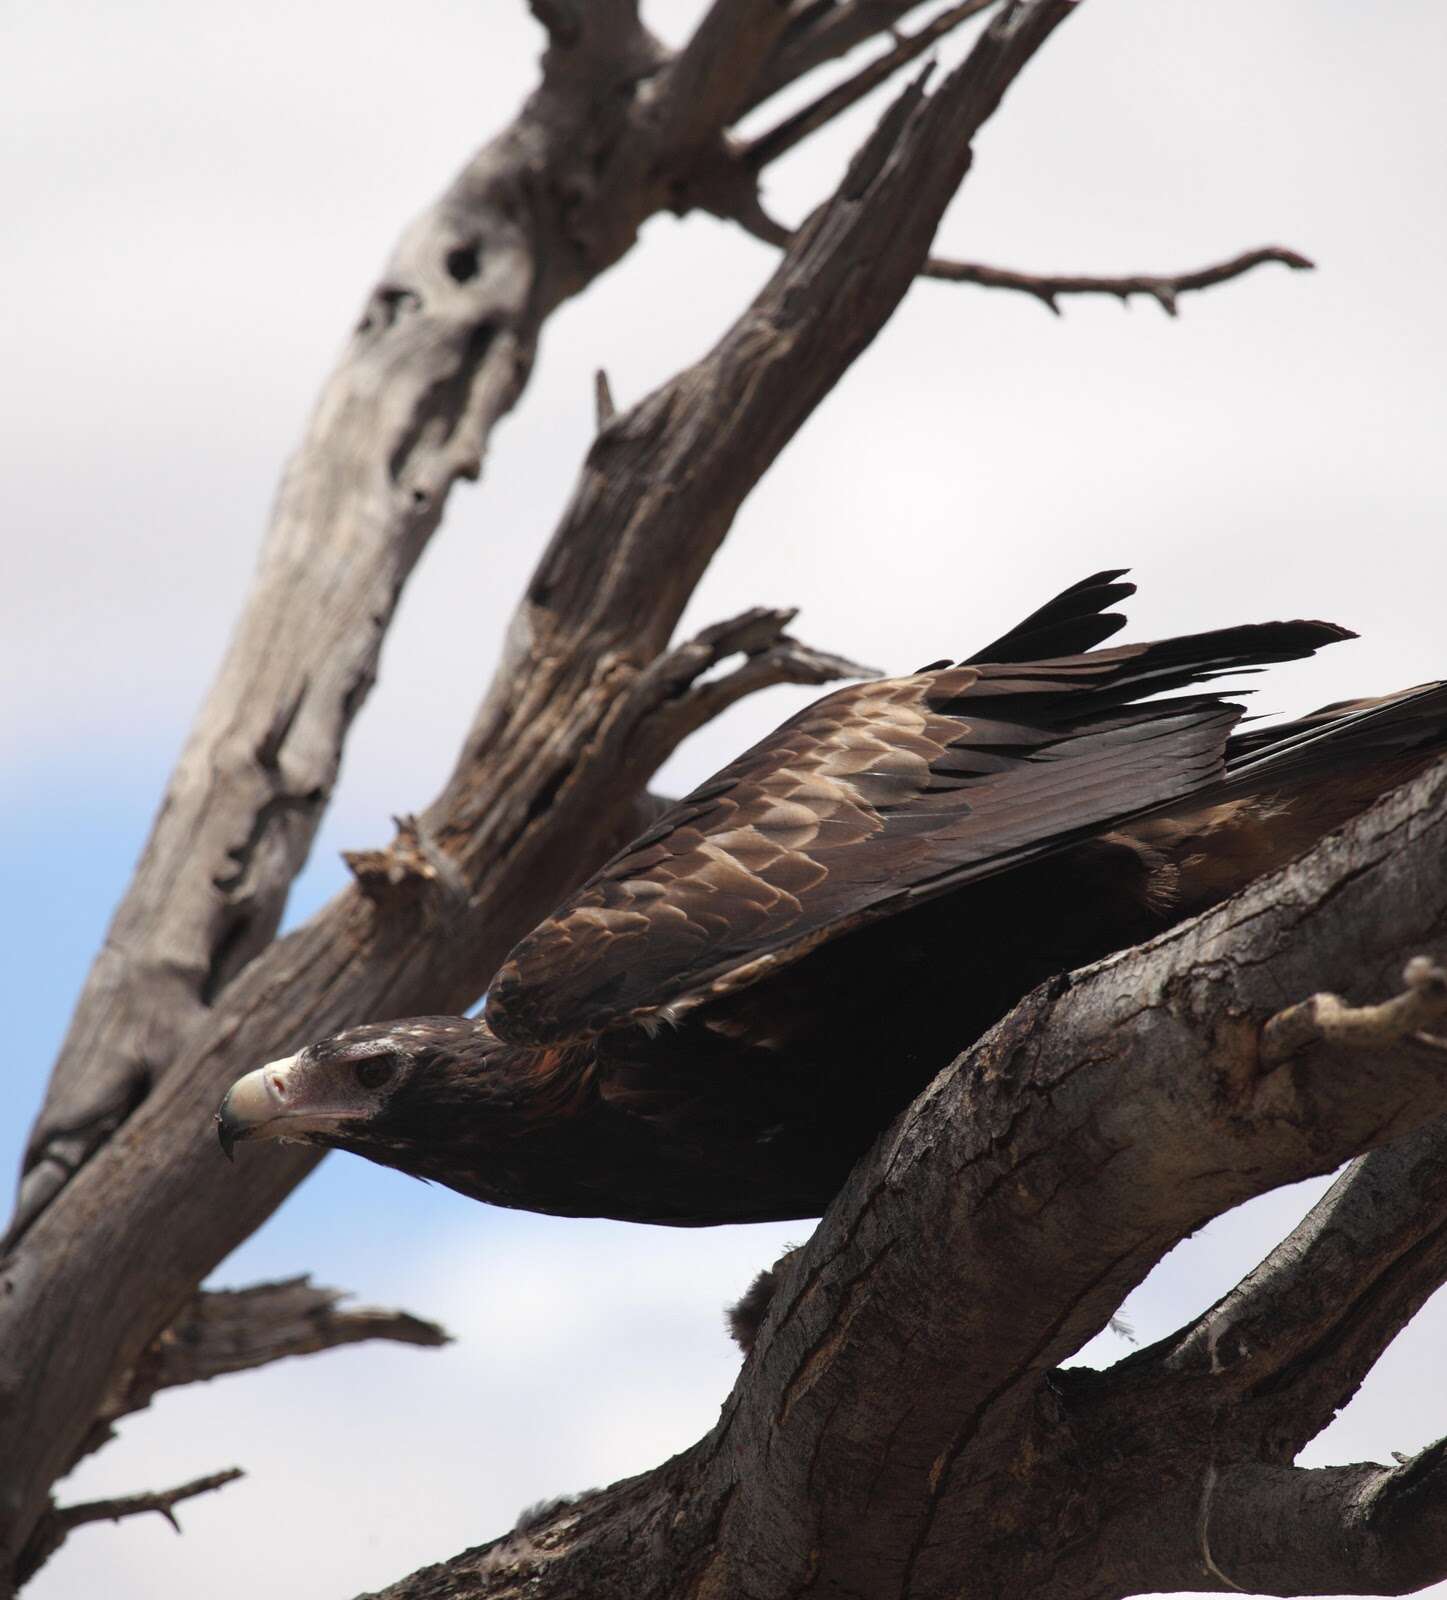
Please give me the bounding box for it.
[486,580,1350,1047]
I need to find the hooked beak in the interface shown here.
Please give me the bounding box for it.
[215,1054,300,1160]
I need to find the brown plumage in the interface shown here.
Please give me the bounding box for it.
[215,573,1447,1226]
[727,1246,804,1355]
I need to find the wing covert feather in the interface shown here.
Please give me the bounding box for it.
[486,590,1349,1047]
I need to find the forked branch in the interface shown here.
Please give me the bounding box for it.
[621,607,875,764]
[1127,1113,1447,1467]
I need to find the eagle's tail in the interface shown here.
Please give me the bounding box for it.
[1130,680,1447,917]
[1222,681,1447,793]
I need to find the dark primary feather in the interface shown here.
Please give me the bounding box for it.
[485,614,1350,1048]
[959,568,1135,664]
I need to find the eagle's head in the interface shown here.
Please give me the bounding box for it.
[214,1016,500,1164]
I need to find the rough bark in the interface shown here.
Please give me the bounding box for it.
[362,753,1447,1600]
[0,7,1083,1583]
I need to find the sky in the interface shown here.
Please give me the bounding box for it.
[3,1,1446,1596]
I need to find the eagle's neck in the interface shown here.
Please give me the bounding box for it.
[364,1025,844,1227]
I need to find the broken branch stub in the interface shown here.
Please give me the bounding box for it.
[1261,955,1447,1063]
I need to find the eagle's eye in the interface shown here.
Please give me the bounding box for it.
[354,1054,399,1091]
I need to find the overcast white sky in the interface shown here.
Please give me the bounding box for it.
[5,3,1446,1597]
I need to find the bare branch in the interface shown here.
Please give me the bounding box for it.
[131,1276,448,1398]
[18,1470,244,1588]
[620,607,875,759]
[920,243,1316,312]
[721,197,1314,315]
[1128,1116,1447,1465]
[1262,953,1447,1063]
[1147,1445,1447,1597]
[747,1,969,112]
[745,0,996,171]
[646,2,793,161]
[672,633,876,730]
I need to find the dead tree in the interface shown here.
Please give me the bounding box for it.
[10,3,1439,1596]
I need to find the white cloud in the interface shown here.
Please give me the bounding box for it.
[37,1213,799,1599]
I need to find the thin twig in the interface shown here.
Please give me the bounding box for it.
[19,1470,244,1585]
[745,0,997,171]
[725,199,1312,316]
[748,1,967,113]
[59,1469,245,1537]
[921,245,1315,314]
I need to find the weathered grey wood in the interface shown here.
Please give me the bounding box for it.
[0,9,1076,1580]
[360,744,1447,1600]
[50,1277,449,1487]
[116,1277,449,1415]
[7,4,663,1246]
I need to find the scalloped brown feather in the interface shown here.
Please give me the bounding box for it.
[486,600,1350,1048]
